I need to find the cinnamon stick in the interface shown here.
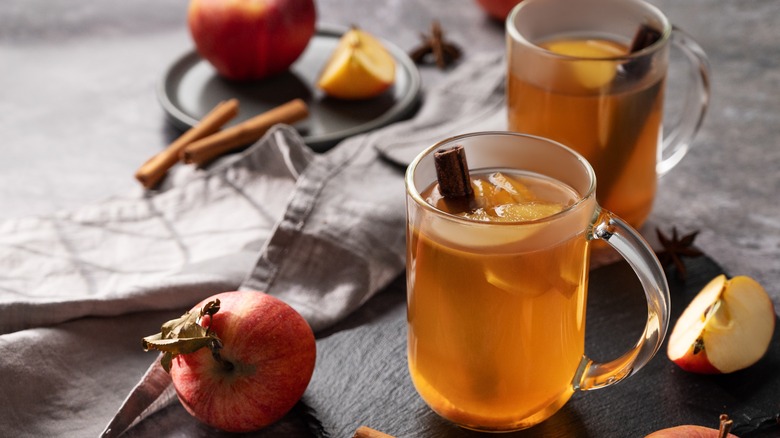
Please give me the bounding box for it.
[430,21,446,69]
[433,144,474,213]
[182,98,309,166]
[134,99,239,189]
[630,24,663,55]
[353,425,395,438]
[595,24,663,206]
[625,23,662,79]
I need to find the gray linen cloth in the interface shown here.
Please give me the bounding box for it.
[0,52,506,437]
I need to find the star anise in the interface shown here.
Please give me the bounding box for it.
[409,20,462,69]
[655,227,704,281]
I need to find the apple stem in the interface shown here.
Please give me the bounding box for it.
[207,337,234,372]
[347,27,361,49]
[718,414,733,438]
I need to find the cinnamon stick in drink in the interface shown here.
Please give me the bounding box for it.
[135,98,239,189]
[433,144,475,214]
[595,24,663,207]
[625,24,663,79]
[182,98,309,166]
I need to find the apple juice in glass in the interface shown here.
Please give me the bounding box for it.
[506,0,709,228]
[508,38,664,228]
[405,132,670,432]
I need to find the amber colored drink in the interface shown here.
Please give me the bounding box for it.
[508,37,665,228]
[407,170,591,431]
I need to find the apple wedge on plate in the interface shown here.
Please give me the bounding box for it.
[667,274,775,374]
[317,27,396,100]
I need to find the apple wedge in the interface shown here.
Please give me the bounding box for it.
[317,27,396,100]
[667,274,775,374]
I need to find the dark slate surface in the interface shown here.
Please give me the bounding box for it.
[307,255,780,437]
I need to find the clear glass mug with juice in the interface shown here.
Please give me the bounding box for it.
[405,132,670,432]
[506,0,710,228]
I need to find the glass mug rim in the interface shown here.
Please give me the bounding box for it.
[404,131,597,227]
[506,0,672,61]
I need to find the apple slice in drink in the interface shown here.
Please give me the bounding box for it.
[542,39,624,89]
[422,172,569,249]
[471,172,536,205]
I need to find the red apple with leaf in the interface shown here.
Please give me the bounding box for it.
[143,291,316,432]
[188,0,316,81]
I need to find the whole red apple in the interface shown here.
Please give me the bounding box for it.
[645,425,740,438]
[475,0,523,21]
[166,291,316,432]
[188,0,316,81]
[645,414,739,438]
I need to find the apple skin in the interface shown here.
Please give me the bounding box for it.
[475,0,523,21]
[169,291,316,433]
[645,425,739,437]
[669,343,721,374]
[667,275,775,374]
[188,0,316,81]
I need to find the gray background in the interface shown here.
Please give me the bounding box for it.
[2,0,777,302]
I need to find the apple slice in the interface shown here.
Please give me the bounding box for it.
[542,39,624,89]
[317,27,396,100]
[667,274,775,374]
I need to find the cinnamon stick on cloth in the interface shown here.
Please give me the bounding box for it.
[182,98,309,166]
[134,98,239,189]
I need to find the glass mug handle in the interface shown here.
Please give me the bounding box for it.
[657,26,711,176]
[574,209,671,390]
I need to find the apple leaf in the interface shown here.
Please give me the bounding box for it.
[142,299,222,373]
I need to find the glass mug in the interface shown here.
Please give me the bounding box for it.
[405,132,670,432]
[506,0,710,228]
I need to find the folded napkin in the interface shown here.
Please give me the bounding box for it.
[0,52,507,437]
[0,126,314,335]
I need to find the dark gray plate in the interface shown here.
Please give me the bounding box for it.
[157,26,421,152]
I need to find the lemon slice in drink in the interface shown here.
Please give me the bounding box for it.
[544,39,625,89]
[317,28,396,100]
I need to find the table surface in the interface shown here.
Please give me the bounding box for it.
[2,0,779,434]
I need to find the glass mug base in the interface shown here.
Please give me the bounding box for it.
[411,371,575,432]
